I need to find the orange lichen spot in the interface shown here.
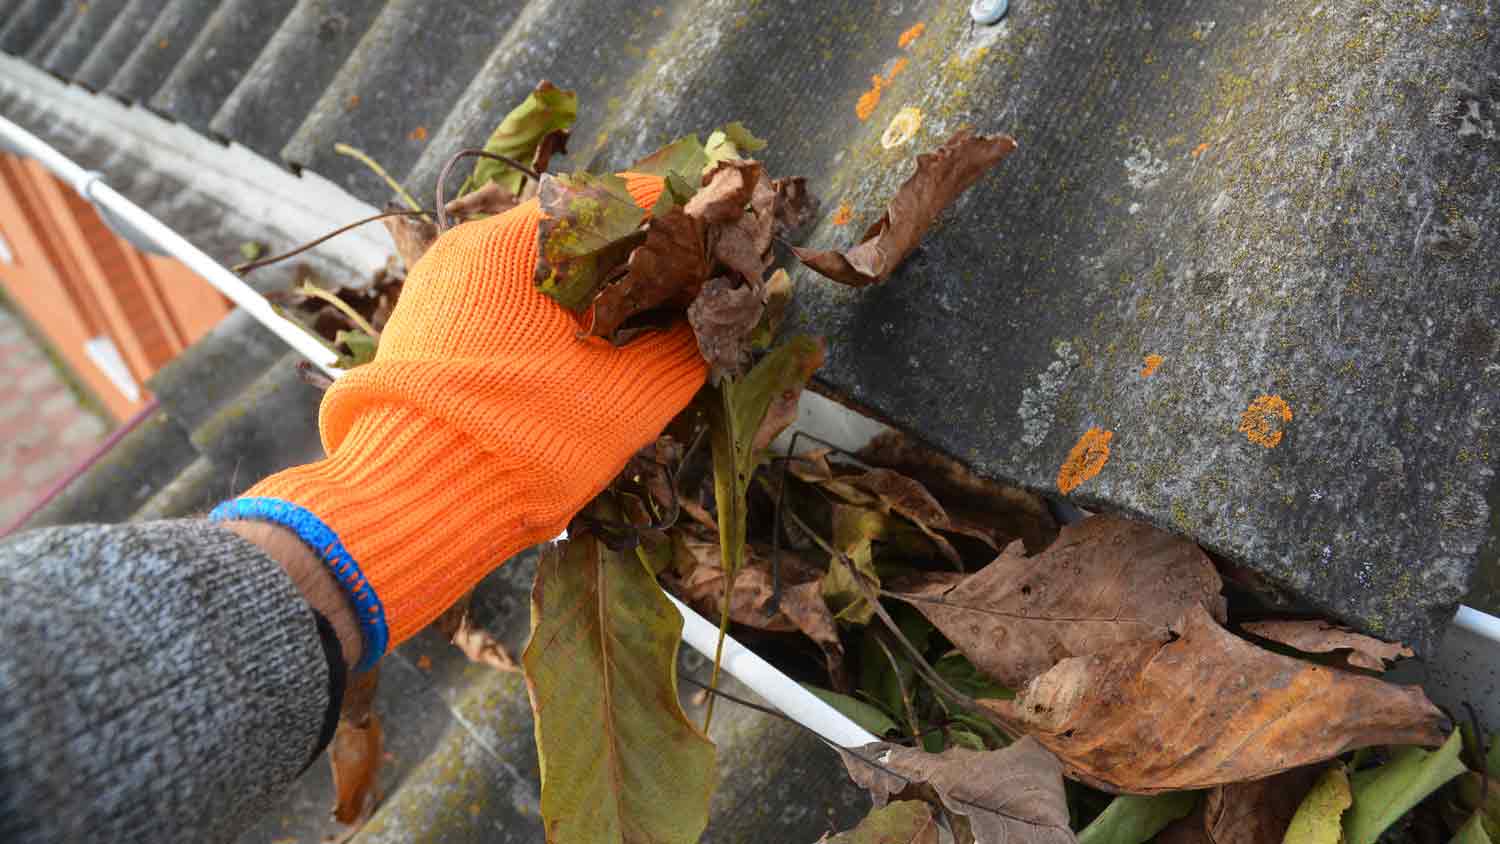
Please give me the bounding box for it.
[898,22,926,47]
[856,75,886,120]
[833,202,853,226]
[157,38,169,49]
[889,57,909,78]
[1191,142,1211,158]
[1058,427,1113,494]
[652,5,664,16]
[1238,394,1292,448]
[415,654,432,670]
[408,125,428,142]
[345,94,361,111]
[1140,354,1164,377]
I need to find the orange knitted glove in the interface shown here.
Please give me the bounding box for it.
[213,174,705,670]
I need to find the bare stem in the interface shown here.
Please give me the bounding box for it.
[435,148,541,232]
[335,143,429,220]
[233,209,430,275]
[295,282,380,340]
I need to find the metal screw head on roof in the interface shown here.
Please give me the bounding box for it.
[970,0,1009,24]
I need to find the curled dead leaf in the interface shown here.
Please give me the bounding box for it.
[892,515,1226,688]
[685,159,762,225]
[381,206,437,272]
[591,208,710,340]
[687,277,764,381]
[330,668,383,827]
[793,130,1017,287]
[982,604,1449,793]
[771,176,820,238]
[839,737,1077,844]
[444,181,521,221]
[1241,620,1414,671]
[531,128,569,175]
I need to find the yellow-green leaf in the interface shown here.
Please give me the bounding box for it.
[1455,813,1495,844]
[1283,763,1352,844]
[1077,793,1198,844]
[705,121,767,164]
[1345,731,1465,844]
[802,683,899,739]
[334,329,378,368]
[630,135,711,182]
[824,801,939,844]
[466,81,577,196]
[534,171,647,310]
[523,533,717,844]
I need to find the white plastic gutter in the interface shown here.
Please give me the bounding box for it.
[0,113,877,749]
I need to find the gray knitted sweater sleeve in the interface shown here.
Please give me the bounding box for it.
[0,520,331,843]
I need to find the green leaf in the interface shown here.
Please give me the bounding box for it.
[523,532,717,844]
[534,171,647,310]
[629,135,711,181]
[1345,731,1466,844]
[705,121,767,164]
[1285,763,1353,844]
[934,650,1013,701]
[822,505,886,624]
[1455,813,1496,844]
[824,801,939,844]
[334,329,378,368]
[1076,792,1197,844]
[802,684,900,738]
[947,730,987,751]
[466,81,577,196]
[1488,733,1500,779]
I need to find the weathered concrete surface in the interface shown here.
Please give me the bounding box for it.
[668,0,1496,654]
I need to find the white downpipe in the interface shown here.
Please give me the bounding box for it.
[0,114,341,377]
[0,112,876,748]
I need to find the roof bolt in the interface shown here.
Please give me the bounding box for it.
[969,0,1009,24]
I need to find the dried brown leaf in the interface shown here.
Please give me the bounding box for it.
[859,430,1057,553]
[381,209,437,272]
[444,181,521,221]
[1241,620,1414,671]
[840,737,1077,844]
[687,277,764,380]
[331,668,383,826]
[793,130,1017,286]
[771,176,820,237]
[685,159,762,225]
[982,604,1450,793]
[1202,767,1321,844]
[892,515,1226,688]
[713,212,769,286]
[591,208,710,339]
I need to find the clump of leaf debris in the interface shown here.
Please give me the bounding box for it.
[243,80,1491,844]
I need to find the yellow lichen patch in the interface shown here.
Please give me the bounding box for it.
[1239,394,1293,448]
[1140,354,1164,377]
[881,106,923,149]
[832,202,853,226]
[1058,427,1114,494]
[899,22,926,48]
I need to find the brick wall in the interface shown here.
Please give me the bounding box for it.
[0,152,231,421]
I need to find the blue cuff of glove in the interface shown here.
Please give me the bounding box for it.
[211,496,388,672]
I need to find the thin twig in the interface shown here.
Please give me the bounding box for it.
[778,505,1002,732]
[435,148,541,232]
[873,633,924,744]
[234,209,432,275]
[335,143,428,220]
[295,282,380,339]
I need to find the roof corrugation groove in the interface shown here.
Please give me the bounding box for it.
[0,0,64,55]
[72,0,170,92]
[39,0,127,78]
[22,0,73,62]
[102,0,219,105]
[208,0,385,164]
[279,0,525,198]
[147,0,297,135]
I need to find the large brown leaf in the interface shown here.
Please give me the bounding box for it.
[685,159,762,225]
[982,604,1449,793]
[839,737,1077,844]
[792,130,1017,287]
[591,208,710,340]
[1240,620,1413,671]
[893,515,1226,688]
[382,208,437,272]
[330,668,383,827]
